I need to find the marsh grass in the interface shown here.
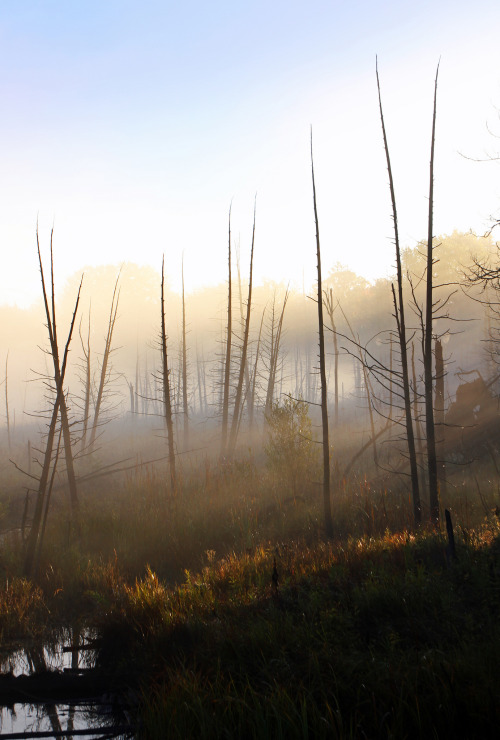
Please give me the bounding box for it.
[1,447,500,737]
[102,520,500,739]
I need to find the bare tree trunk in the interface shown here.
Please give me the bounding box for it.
[338,303,379,466]
[34,425,63,573]
[265,288,289,415]
[135,349,140,419]
[324,289,340,427]
[181,255,189,449]
[45,232,80,518]
[128,382,135,415]
[434,337,447,499]
[377,61,421,525]
[79,307,91,452]
[411,342,425,471]
[89,274,120,451]
[24,232,82,576]
[424,65,440,527]
[221,206,232,455]
[5,352,11,452]
[160,257,177,493]
[249,306,265,431]
[388,335,393,427]
[229,199,256,452]
[236,242,252,418]
[311,131,333,538]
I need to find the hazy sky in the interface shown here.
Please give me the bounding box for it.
[1,1,500,307]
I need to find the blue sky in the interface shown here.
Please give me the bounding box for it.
[1,1,500,306]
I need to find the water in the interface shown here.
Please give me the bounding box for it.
[1,628,97,676]
[0,630,136,738]
[1,702,133,737]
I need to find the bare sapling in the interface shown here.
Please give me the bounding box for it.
[88,273,120,452]
[229,197,256,453]
[160,256,177,493]
[221,205,232,455]
[377,59,421,525]
[310,130,333,538]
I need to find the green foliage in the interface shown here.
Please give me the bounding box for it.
[265,397,318,494]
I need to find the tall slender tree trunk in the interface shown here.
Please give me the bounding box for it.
[160,257,177,493]
[311,131,333,538]
[45,233,80,518]
[236,244,252,418]
[411,342,425,473]
[424,65,440,526]
[377,61,421,525]
[324,289,340,427]
[221,206,232,455]
[24,231,82,575]
[79,307,91,452]
[5,352,11,453]
[229,199,256,452]
[249,307,265,431]
[434,337,447,499]
[265,289,289,416]
[181,255,189,449]
[89,275,120,451]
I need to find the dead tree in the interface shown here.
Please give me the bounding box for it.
[24,232,83,576]
[264,288,289,416]
[311,130,333,538]
[228,198,256,453]
[424,64,440,526]
[338,302,379,467]
[181,255,189,449]
[377,60,421,525]
[42,232,80,518]
[236,241,252,418]
[434,337,447,498]
[78,306,92,452]
[88,274,120,452]
[249,306,265,431]
[324,289,340,427]
[160,256,177,492]
[412,342,425,474]
[4,352,11,452]
[221,205,232,455]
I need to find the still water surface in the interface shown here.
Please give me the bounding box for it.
[0,630,135,738]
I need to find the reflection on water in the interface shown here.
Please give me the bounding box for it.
[1,701,133,737]
[0,627,135,738]
[0,626,98,677]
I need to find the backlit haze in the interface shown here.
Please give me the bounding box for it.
[1,0,500,307]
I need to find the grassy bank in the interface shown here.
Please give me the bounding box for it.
[1,445,500,737]
[99,522,500,739]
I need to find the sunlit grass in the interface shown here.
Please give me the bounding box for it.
[1,442,499,736]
